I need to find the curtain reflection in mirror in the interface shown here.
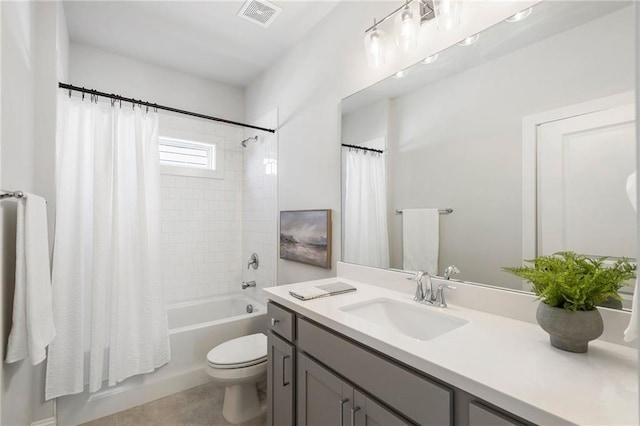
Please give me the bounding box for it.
[343,146,389,269]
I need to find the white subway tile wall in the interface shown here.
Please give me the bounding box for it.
[159,113,247,302]
[241,115,278,299]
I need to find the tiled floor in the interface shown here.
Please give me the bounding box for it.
[81,382,267,426]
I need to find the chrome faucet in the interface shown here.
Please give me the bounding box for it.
[423,272,435,303]
[411,270,455,307]
[411,270,434,302]
[443,265,460,280]
[411,270,426,301]
[242,280,256,289]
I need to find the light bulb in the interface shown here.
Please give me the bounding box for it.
[506,7,533,23]
[458,33,479,46]
[394,1,420,52]
[420,53,438,65]
[364,27,387,68]
[392,70,408,79]
[433,0,463,31]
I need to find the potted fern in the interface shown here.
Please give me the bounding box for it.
[503,252,636,353]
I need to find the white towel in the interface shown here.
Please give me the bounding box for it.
[6,194,56,364]
[289,282,357,301]
[624,172,637,342]
[402,208,439,275]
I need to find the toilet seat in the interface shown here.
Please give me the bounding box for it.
[207,333,267,370]
[207,357,266,369]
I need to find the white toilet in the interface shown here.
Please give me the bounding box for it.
[205,333,268,424]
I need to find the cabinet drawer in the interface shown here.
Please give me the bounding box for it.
[268,302,295,342]
[297,317,452,426]
[469,402,528,426]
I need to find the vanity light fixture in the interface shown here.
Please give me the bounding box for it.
[420,53,438,64]
[433,0,463,31]
[364,0,442,68]
[458,33,479,46]
[506,7,533,23]
[392,69,408,78]
[364,20,387,68]
[395,1,421,52]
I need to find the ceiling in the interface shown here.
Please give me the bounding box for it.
[63,0,341,88]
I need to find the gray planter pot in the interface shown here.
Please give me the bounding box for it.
[536,302,604,353]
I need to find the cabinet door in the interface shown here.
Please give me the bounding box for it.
[297,353,351,426]
[353,390,411,426]
[268,331,295,426]
[298,318,452,425]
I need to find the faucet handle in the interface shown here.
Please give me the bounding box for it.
[410,270,426,281]
[443,265,460,280]
[436,284,456,308]
[410,271,426,301]
[247,253,259,270]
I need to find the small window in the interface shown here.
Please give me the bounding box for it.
[158,130,224,179]
[159,137,216,170]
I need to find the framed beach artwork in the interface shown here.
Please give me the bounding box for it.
[280,209,332,269]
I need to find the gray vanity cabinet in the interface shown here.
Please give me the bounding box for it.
[267,301,533,426]
[297,353,410,426]
[267,331,295,426]
[297,317,451,425]
[267,302,297,426]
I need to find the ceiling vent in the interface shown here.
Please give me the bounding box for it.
[237,0,282,28]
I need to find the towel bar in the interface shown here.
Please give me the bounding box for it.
[0,190,24,201]
[396,208,453,215]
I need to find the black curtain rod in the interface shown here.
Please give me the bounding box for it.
[59,83,276,134]
[341,143,383,154]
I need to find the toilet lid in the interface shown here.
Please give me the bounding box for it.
[207,333,267,367]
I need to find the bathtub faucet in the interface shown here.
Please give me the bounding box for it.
[242,281,256,290]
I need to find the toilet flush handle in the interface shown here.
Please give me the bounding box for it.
[271,318,279,326]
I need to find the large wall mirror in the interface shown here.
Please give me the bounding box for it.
[341,1,636,308]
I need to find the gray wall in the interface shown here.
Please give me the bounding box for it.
[342,100,389,149]
[1,2,67,424]
[69,43,245,123]
[1,2,37,421]
[245,0,534,285]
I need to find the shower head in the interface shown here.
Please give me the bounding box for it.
[240,136,259,148]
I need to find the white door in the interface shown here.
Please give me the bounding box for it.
[537,103,636,260]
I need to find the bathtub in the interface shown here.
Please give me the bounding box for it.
[169,294,266,333]
[167,294,267,374]
[59,293,267,425]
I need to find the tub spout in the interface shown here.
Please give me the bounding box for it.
[242,281,256,290]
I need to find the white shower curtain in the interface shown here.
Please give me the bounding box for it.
[45,94,170,400]
[343,147,390,269]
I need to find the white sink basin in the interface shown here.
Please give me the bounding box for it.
[340,298,468,342]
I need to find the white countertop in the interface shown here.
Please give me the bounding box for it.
[264,278,638,426]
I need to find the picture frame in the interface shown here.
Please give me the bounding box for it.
[280,209,332,269]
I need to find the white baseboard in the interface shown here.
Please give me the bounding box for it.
[32,417,56,426]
